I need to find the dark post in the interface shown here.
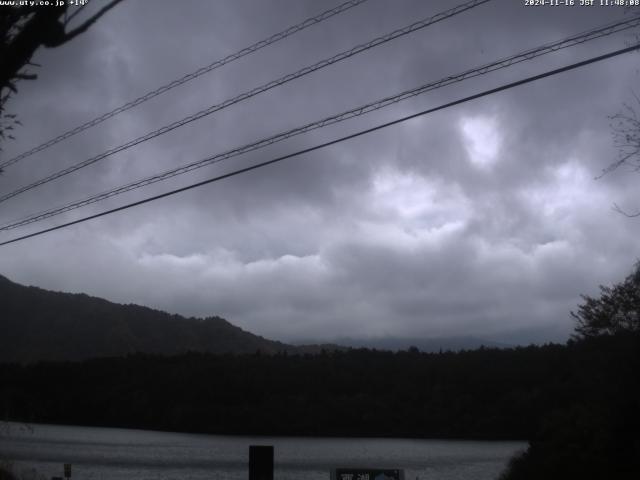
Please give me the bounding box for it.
[249,445,273,480]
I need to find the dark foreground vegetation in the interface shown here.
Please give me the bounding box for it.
[0,465,14,480]
[499,263,640,479]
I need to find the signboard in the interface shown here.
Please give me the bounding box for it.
[333,468,404,480]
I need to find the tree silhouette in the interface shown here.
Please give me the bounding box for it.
[0,0,124,154]
[571,261,640,338]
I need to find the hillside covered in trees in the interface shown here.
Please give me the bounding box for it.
[0,274,293,362]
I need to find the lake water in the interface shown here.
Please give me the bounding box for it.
[0,423,525,480]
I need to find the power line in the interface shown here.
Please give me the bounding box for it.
[2,15,638,231]
[0,0,372,170]
[0,0,492,203]
[1,42,638,248]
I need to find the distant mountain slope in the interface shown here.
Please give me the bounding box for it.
[0,274,293,363]
[321,336,513,352]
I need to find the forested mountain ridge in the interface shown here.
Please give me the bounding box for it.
[0,274,293,362]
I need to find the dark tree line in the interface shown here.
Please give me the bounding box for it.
[0,344,569,440]
[1,334,638,444]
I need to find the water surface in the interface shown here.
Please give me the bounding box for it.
[0,423,525,480]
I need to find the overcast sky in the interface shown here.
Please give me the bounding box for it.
[1,0,639,344]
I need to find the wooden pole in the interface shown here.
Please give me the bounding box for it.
[249,445,273,480]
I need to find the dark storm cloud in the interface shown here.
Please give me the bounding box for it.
[0,0,639,344]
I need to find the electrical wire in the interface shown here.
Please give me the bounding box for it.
[2,15,638,231]
[0,0,492,202]
[1,42,638,247]
[0,0,371,170]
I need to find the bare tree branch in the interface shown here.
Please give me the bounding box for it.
[14,73,37,81]
[65,3,89,26]
[59,0,125,45]
[613,203,640,218]
[602,82,640,217]
[0,1,125,152]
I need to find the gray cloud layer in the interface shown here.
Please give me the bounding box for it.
[1,0,639,344]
